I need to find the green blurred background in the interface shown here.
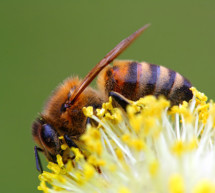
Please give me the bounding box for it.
[1,1,215,192]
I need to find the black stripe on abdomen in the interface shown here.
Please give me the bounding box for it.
[121,62,138,99]
[144,64,159,95]
[169,78,193,106]
[159,69,176,97]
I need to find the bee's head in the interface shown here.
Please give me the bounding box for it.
[32,117,63,163]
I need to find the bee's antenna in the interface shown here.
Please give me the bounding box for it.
[68,24,151,106]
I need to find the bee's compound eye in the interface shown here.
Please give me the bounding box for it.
[40,124,58,148]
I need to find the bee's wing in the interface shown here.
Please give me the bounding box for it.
[69,24,150,105]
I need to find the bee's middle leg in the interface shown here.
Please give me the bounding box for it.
[109,91,131,111]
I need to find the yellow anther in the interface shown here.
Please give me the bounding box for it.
[61,144,68,150]
[131,139,145,151]
[47,162,61,174]
[71,147,84,161]
[83,106,94,118]
[118,186,131,193]
[169,174,185,193]
[193,180,215,193]
[88,155,106,166]
[66,159,73,172]
[83,163,95,181]
[191,87,208,102]
[170,104,193,123]
[115,148,124,160]
[37,181,49,193]
[57,154,64,168]
[171,140,186,156]
[187,138,198,151]
[121,134,131,143]
[149,160,159,176]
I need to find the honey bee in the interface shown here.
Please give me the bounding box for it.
[32,24,193,172]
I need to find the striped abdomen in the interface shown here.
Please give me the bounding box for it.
[98,60,193,106]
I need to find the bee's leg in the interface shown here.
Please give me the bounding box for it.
[109,91,131,111]
[64,135,78,148]
[86,117,98,129]
[34,146,43,173]
[86,117,92,125]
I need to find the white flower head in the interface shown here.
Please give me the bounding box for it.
[38,88,215,193]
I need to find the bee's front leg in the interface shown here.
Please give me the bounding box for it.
[34,146,44,173]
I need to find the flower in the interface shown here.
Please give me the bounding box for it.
[38,88,215,193]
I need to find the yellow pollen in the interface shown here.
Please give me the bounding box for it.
[131,139,145,151]
[96,108,106,117]
[71,147,84,161]
[83,106,94,118]
[103,96,113,110]
[197,104,209,124]
[172,140,186,156]
[81,126,103,155]
[169,174,185,193]
[210,104,215,127]
[53,185,64,191]
[39,172,54,183]
[142,117,156,135]
[56,175,66,183]
[121,134,131,142]
[149,160,159,176]
[38,181,49,193]
[87,155,106,166]
[170,104,192,123]
[122,134,145,151]
[83,163,95,181]
[115,148,124,160]
[187,138,198,151]
[47,162,61,174]
[129,114,142,133]
[96,97,114,118]
[118,186,131,193]
[127,105,140,116]
[193,180,215,193]
[61,144,68,150]
[97,97,122,123]
[75,172,83,184]
[66,159,73,172]
[107,108,122,123]
[191,87,208,103]
[57,154,64,168]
